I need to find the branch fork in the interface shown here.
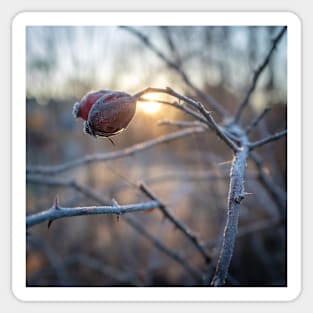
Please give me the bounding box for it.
[26,26,288,287]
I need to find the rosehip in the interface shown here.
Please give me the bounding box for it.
[73,90,137,138]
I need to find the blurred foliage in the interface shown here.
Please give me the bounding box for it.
[26,26,287,286]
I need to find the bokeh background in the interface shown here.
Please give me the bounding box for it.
[26,26,287,286]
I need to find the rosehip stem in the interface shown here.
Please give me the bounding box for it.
[135,87,239,152]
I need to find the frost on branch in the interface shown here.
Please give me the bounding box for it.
[26,25,287,287]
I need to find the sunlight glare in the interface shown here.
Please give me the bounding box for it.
[138,93,161,114]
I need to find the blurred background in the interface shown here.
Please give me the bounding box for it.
[26,26,287,286]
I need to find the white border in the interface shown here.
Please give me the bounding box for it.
[12,12,301,302]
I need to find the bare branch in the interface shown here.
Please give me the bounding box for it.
[196,104,239,152]
[138,97,208,124]
[245,107,271,135]
[65,254,140,285]
[26,25,287,287]
[137,87,238,152]
[157,119,205,128]
[27,176,202,281]
[115,198,202,281]
[135,86,207,114]
[27,237,71,285]
[122,26,228,117]
[211,145,249,286]
[26,200,159,228]
[27,170,233,199]
[234,26,287,122]
[160,87,239,151]
[27,127,205,175]
[28,238,143,285]
[159,26,183,67]
[250,152,287,217]
[139,182,212,264]
[27,175,113,206]
[249,129,287,150]
[125,215,202,281]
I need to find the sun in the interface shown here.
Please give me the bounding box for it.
[137,93,161,114]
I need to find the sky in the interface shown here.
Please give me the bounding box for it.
[26,26,287,109]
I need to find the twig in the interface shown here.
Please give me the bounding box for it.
[27,127,205,175]
[139,182,211,264]
[135,86,207,115]
[245,107,271,135]
[121,26,228,117]
[157,120,205,128]
[137,87,238,152]
[27,170,233,199]
[26,175,113,204]
[114,198,202,281]
[250,152,287,217]
[249,129,287,150]
[138,97,208,124]
[26,175,72,187]
[27,175,118,212]
[196,104,239,152]
[234,26,287,123]
[156,86,238,151]
[28,243,140,285]
[125,215,202,281]
[26,200,160,228]
[27,176,202,281]
[27,237,71,286]
[63,254,141,285]
[159,26,183,69]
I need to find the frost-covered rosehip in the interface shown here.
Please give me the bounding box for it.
[73,90,137,138]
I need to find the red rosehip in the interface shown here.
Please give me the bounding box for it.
[73,90,137,138]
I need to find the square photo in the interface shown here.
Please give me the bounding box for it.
[12,12,301,301]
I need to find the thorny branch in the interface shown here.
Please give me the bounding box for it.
[26,199,160,227]
[138,96,209,124]
[130,26,286,286]
[26,25,287,286]
[137,87,238,152]
[27,175,202,282]
[210,145,250,286]
[139,182,211,263]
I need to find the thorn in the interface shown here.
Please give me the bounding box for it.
[218,160,233,166]
[112,198,119,207]
[112,198,121,221]
[48,220,53,228]
[53,195,60,210]
[244,192,255,197]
